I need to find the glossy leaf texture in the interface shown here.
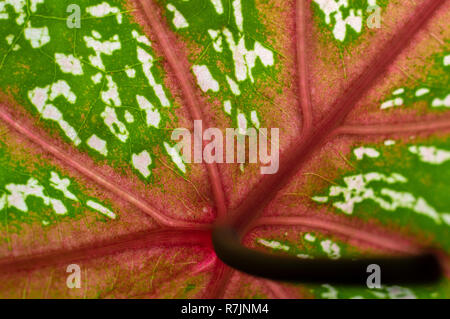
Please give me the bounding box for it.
[0,0,449,299]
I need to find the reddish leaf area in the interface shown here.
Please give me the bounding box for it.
[0,0,449,299]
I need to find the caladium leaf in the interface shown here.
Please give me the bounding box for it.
[0,0,449,299]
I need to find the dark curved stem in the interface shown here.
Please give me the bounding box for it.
[212,225,443,285]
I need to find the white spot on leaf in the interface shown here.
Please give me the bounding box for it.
[86,200,116,219]
[87,134,108,156]
[409,145,450,165]
[55,53,83,75]
[132,150,152,178]
[167,4,189,29]
[193,65,219,93]
[353,147,380,160]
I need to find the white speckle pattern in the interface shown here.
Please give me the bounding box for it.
[431,94,450,108]
[101,75,121,106]
[232,0,244,32]
[223,100,232,115]
[324,172,448,225]
[4,178,67,215]
[320,239,341,259]
[409,145,450,165]
[353,147,380,160]
[167,4,189,29]
[5,34,13,44]
[304,233,316,242]
[210,0,224,14]
[222,28,274,83]
[312,196,329,203]
[226,75,241,95]
[24,22,50,48]
[193,65,219,93]
[86,2,122,24]
[237,110,247,134]
[83,32,121,70]
[124,110,134,123]
[132,150,152,178]
[87,134,108,156]
[136,95,161,128]
[208,29,223,52]
[86,200,116,219]
[91,72,103,84]
[55,53,83,75]
[257,238,290,251]
[164,142,186,173]
[137,47,171,107]
[250,110,260,128]
[100,106,129,142]
[313,0,368,42]
[132,30,151,46]
[125,66,136,78]
[393,88,404,95]
[49,171,78,201]
[415,88,429,97]
[28,81,81,145]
